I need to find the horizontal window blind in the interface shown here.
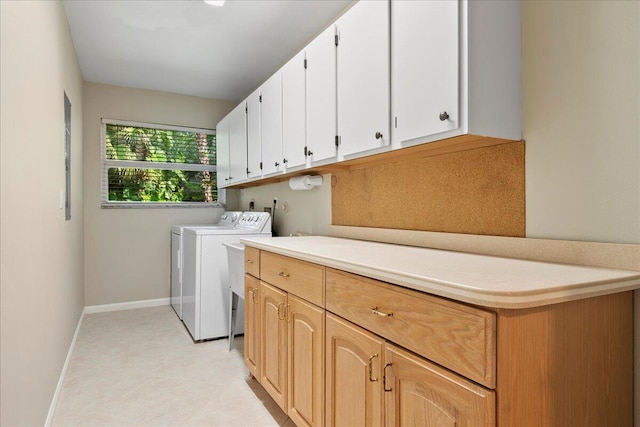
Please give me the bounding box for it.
[101,119,218,205]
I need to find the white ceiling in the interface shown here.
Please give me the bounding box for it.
[63,0,352,101]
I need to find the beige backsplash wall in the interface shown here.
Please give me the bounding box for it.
[235,173,332,237]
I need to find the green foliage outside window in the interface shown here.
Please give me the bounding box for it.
[105,124,217,203]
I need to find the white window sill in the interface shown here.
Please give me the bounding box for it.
[101,202,225,209]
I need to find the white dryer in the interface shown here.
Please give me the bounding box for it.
[171,211,242,319]
[181,212,271,341]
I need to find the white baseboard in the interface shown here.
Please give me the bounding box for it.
[45,308,85,427]
[84,297,170,314]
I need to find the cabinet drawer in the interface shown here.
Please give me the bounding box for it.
[326,268,496,388]
[245,246,260,278]
[261,252,324,307]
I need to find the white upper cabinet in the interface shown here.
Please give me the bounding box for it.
[228,102,247,185]
[246,89,261,180]
[336,0,390,159]
[217,0,521,188]
[391,0,459,146]
[215,115,230,188]
[281,50,307,172]
[261,72,283,176]
[306,24,338,165]
[392,0,521,148]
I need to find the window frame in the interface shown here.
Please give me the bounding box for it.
[101,118,224,208]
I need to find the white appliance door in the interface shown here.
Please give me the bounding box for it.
[171,231,182,319]
[182,232,200,339]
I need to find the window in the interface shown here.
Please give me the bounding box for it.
[101,119,219,207]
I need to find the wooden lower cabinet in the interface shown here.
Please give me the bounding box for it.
[384,344,495,426]
[326,313,384,427]
[326,313,494,427]
[288,295,324,427]
[244,274,261,380]
[260,282,288,410]
[259,281,325,427]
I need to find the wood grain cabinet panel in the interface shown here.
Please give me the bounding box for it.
[326,268,496,388]
[244,246,260,278]
[260,281,288,411]
[261,252,324,306]
[496,291,633,427]
[326,313,384,427]
[244,274,261,380]
[384,343,495,427]
[287,295,324,427]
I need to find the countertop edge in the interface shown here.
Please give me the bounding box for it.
[240,237,640,309]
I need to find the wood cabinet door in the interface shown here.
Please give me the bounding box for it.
[260,281,288,411]
[336,0,390,158]
[243,274,261,380]
[246,89,261,179]
[215,115,229,187]
[282,50,307,171]
[326,313,384,427]
[306,24,337,165]
[391,0,459,147]
[261,72,283,176]
[287,295,324,427]
[228,102,247,184]
[384,343,495,427]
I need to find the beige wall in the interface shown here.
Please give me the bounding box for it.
[522,1,640,424]
[0,1,85,425]
[83,83,235,306]
[236,173,332,237]
[524,0,639,244]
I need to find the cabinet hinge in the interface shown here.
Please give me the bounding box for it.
[394,116,398,129]
[335,34,339,47]
[304,59,307,69]
[335,135,340,147]
[245,105,248,114]
[259,95,262,103]
[246,167,250,175]
[304,146,308,157]
[259,162,263,170]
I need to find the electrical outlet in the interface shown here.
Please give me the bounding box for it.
[282,202,289,213]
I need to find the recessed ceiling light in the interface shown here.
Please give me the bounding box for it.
[204,0,225,6]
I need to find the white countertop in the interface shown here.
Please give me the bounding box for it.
[240,236,640,309]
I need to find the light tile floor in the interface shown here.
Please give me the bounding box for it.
[52,306,290,427]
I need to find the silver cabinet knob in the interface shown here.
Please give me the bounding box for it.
[439,111,450,121]
[375,131,383,140]
[275,162,279,167]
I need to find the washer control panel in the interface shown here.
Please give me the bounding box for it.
[235,212,271,232]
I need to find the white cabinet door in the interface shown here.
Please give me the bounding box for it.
[247,89,262,179]
[215,115,230,188]
[391,0,459,147]
[337,0,389,158]
[261,72,283,176]
[228,102,247,185]
[282,50,306,171]
[306,25,337,165]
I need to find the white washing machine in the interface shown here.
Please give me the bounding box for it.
[171,211,242,319]
[181,212,272,341]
